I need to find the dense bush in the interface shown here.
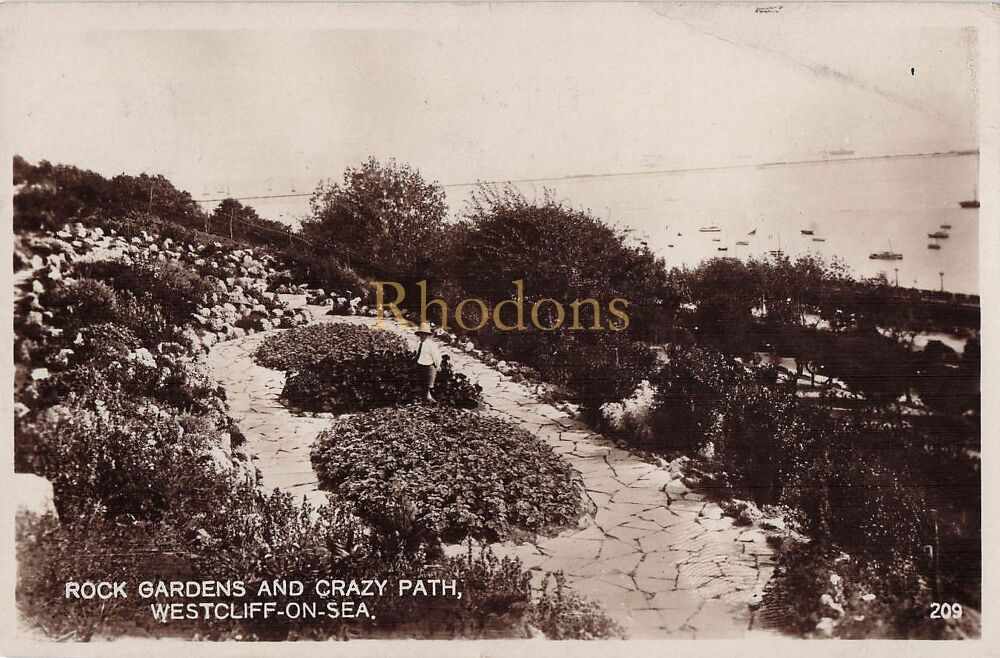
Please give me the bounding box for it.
[24,395,230,521]
[420,186,670,407]
[274,248,369,300]
[42,278,121,331]
[76,256,218,325]
[254,322,407,370]
[283,350,481,413]
[643,345,751,451]
[762,541,978,639]
[311,405,583,542]
[32,342,223,419]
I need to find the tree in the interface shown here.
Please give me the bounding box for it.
[684,257,757,356]
[210,198,263,240]
[300,158,447,280]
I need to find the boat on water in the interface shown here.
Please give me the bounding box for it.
[826,149,855,157]
[870,251,903,260]
[811,237,826,242]
[717,247,728,252]
[711,238,721,242]
[928,244,941,250]
[768,250,785,257]
[800,229,814,235]
[667,244,674,248]
[940,224,952,229]
[959,200,979,208]
[699,226,722,233]
[928,231,949,239]
[736,241,749,246]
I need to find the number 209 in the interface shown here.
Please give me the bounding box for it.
[929,603,963,619]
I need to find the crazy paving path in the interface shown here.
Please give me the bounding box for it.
[207,295,777,639]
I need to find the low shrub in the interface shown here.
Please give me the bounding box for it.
[33,343,223,420]
[282,351,481,413]
[311,405,583,542]
[530,572,624,639]
[42,278,121,331]
[254,322,407,370]
[469,327,657,408]
[24,395,227,521]
[599,379,657,443]
[76,256,217,325]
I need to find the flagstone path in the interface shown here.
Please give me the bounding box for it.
[207,295,778,639]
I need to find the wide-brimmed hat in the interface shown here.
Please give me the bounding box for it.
[415,322,433,336]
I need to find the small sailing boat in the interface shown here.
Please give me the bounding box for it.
[711,238,721,242]
[928,244,941,250]
[699,226,722,233]
[812,237,826,242]
[717,247,728,252]
[928,231,949,239]
[736,241,749,246]
[768,234,784,257]
[870,239,903,260]
[959,182,979,208]
[940,224,952,229]
[748,229,757,236]
[800,229,814,235]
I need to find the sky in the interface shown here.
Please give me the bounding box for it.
[0,3,986,290]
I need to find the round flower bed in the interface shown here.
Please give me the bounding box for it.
[253,322,408,370]
[282,351,481,413]
[311,405,584,542]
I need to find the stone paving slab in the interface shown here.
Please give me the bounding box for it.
[206,301,776,639]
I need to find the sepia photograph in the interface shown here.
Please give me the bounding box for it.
[2,2,995,653]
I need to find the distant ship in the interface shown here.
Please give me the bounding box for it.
[940,224,952,229]
[699,226,722,233]
[959,200,980,209]
[667,244,674,248]
[870,251,903,260]
[928,231,949,239]
[717,247,728,252]
[928,244,941,250]
[768,234,784,258]
[812,237,826,242]
[748,229,757,236]
[712,238,721,242]
[800,229,814,235]
[826,149,855,157]
[736,241,749,246]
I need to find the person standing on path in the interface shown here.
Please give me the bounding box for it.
[414,322,442,403]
